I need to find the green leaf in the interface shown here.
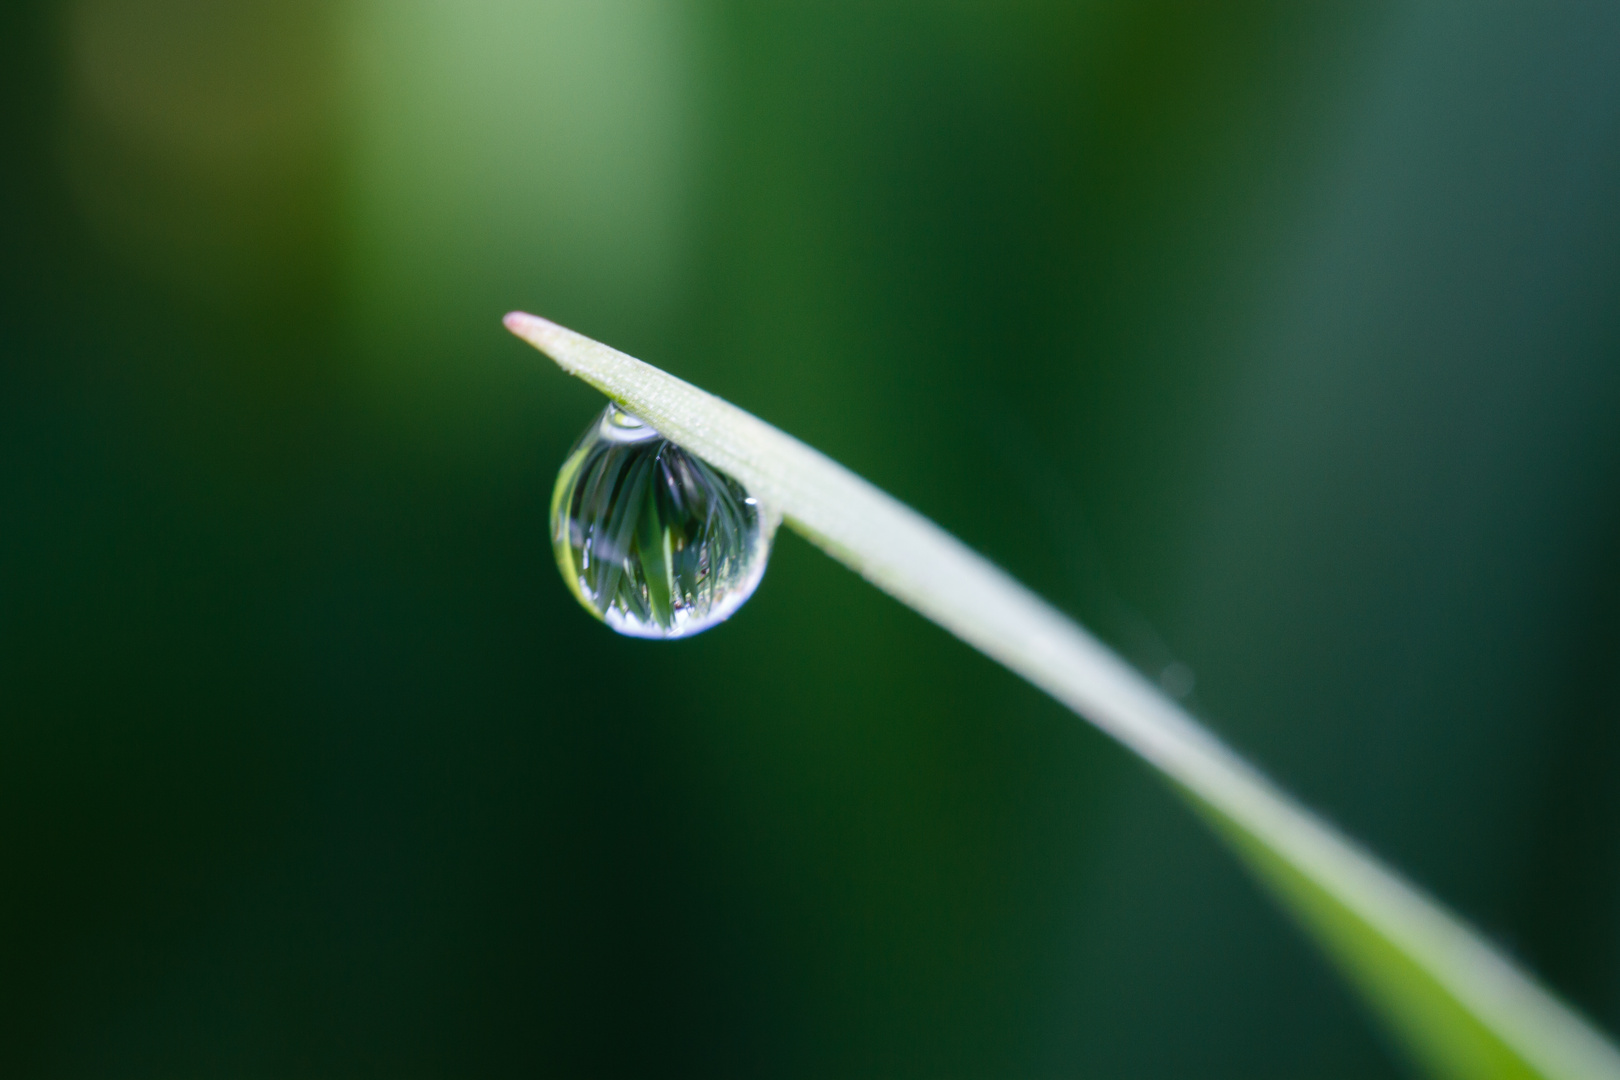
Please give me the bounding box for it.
[507,311,1620,1080]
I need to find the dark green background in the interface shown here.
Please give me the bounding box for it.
[3,1,1618,1076]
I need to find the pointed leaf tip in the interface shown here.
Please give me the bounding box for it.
[503,310,549,338]
[504,311,574,368]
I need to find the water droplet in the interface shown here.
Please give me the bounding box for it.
[551,403,778,638]
[1159,661,1196,699]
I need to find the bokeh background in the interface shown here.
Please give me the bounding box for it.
[3,1,1618,1076]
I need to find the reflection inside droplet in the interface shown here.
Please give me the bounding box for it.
[550,403,777,638]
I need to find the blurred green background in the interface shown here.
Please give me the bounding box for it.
[3,1,1618,1076]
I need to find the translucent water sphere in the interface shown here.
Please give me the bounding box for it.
[551,403,777,639]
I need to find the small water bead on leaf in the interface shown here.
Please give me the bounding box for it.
[550,403,778,639]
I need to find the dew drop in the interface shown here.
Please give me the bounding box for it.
[550,403,778,639]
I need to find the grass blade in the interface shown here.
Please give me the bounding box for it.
[506,311,1620,1080]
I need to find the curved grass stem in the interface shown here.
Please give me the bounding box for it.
[507,311,1620,1080]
